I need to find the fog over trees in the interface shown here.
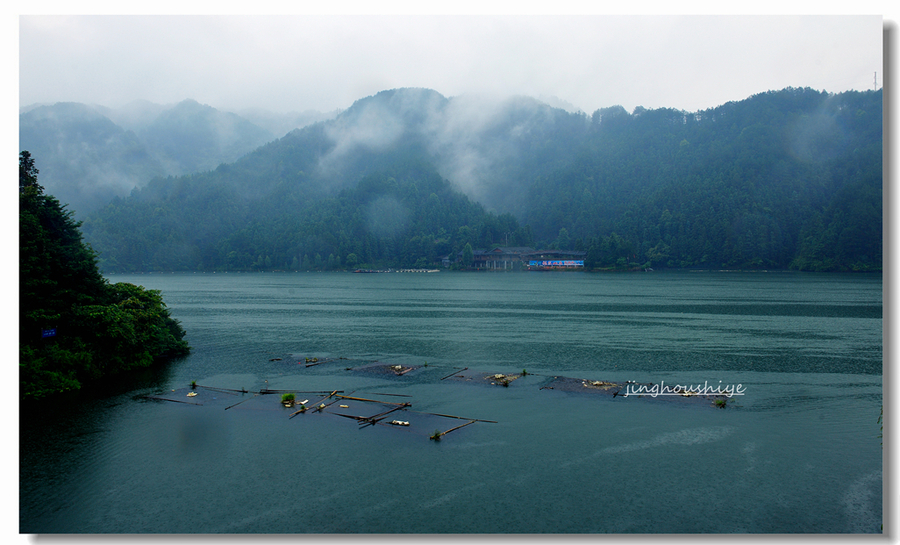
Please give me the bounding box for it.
[23,86,882,273]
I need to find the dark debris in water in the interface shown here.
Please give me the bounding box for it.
[143,359,736,445]
[142,386,243,407]
[444,370,524,387]
[143,381,492,441]
[349,362,421,376]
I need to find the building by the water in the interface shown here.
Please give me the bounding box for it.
[522,250,587,271]
[444,247,586,270]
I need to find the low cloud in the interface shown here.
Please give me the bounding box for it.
[365,196,409,238]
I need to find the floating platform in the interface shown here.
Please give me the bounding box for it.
[540,376,735,407]
[143,356,736,444]
[349,362,421,377]
[442,368,524,387]
[143,385,492,441]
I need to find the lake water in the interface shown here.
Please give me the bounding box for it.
[19,271,883,534]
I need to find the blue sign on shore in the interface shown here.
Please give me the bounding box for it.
[41,328,57,338]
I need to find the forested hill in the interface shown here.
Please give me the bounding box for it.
[19,152,190,399]
[19,99,336,218]
[528,88,882,271]
[79,86,882,272]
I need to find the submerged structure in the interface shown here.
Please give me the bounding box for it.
[143,355,735,443]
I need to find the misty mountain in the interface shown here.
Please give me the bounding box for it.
[18,102,168,216]
[133,99,276,175]
[526,88,882,271]
[100,99,169,130]
[305,88,591,214]
[19,99,334,217]
[69,86,881,272]
[234,107,341,140]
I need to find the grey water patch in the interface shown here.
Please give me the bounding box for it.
[215,503,300,533]
[447,440,509,451]
[420,482,488,510]
[600,426,735,454]
[741,441,758,472]
[561,426,735,468]
[842,470,882,533]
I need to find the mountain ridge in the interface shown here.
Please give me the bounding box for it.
[18,99,338,217]
[22,86,881,272]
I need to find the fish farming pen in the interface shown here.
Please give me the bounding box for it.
[539,376,737,407]
[303,356,345,367]
[442,369,525,388]
[345,361,421,376]
[142,355,738,444]
[142,382,497,441]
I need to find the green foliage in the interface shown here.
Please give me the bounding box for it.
[19,152,190,399]
[526,88,882,271]
[18,100,279,219]
[85,155,531,272]
[79,87,880,273]
[461,243,474,269]
[281,393,295,404]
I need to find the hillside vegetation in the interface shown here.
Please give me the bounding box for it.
[76,87,880,272]
[19,151,190,399]
[19,99,334,217]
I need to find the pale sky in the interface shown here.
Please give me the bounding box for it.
[16,6,889,116]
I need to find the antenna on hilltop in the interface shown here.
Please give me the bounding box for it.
[874,72,878,91]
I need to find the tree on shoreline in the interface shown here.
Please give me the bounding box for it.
[19,151,190,399]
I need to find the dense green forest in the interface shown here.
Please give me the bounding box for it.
[528,88,882,271]
[19,151,190,399]
[83,154,530,271]
[79,87,881,272]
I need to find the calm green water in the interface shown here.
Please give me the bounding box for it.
[20,271,883,533]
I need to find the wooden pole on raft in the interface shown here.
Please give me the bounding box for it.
[440,367,467,380]
[422,412,498,424]
[332,412,369,421]
[142,395,202,406]
[335,395,410,406]
[297,389,339,404]
[194,385,240,395]
[305,358,336,368]
[260,389,344,395]
[329,402,411,427]
[358,403,410,425]
[431,420,476,440]
[316,399,342,412]
[225,393,259,410]
[288,390,340,418]
[311,391,340,411]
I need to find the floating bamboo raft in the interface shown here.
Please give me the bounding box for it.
[144,381,496,441]
[344,361,421,376]
[539,376,734,406]
[442,369,525,387]
[143,355,733,443]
